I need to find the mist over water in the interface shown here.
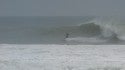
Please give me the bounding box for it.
[0,16,125,44]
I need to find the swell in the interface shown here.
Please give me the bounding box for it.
[0,22,123,44]
[0,16,125,44]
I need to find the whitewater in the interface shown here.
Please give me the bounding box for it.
[0,44,125,70]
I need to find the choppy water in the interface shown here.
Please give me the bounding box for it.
[0,16,125,44]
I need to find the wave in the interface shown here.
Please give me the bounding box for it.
[42,17,125,44]
[46,23,120,41]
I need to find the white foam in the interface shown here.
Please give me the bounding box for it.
[66,37,107,43]
[0,44,125,70]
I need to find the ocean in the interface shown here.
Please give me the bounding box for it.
[0,16,125,44]
[1,16,125,70]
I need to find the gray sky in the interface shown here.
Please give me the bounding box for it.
[0,0,124,16]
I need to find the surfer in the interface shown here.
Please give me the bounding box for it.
[65,33,69,39]
[64,33,69,45]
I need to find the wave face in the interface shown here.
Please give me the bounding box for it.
[0,16,125,44]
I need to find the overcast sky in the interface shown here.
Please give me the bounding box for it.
[0,0,124,16]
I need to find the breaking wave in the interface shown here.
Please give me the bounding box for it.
[43,17,125,44]
[45,23,121,44]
